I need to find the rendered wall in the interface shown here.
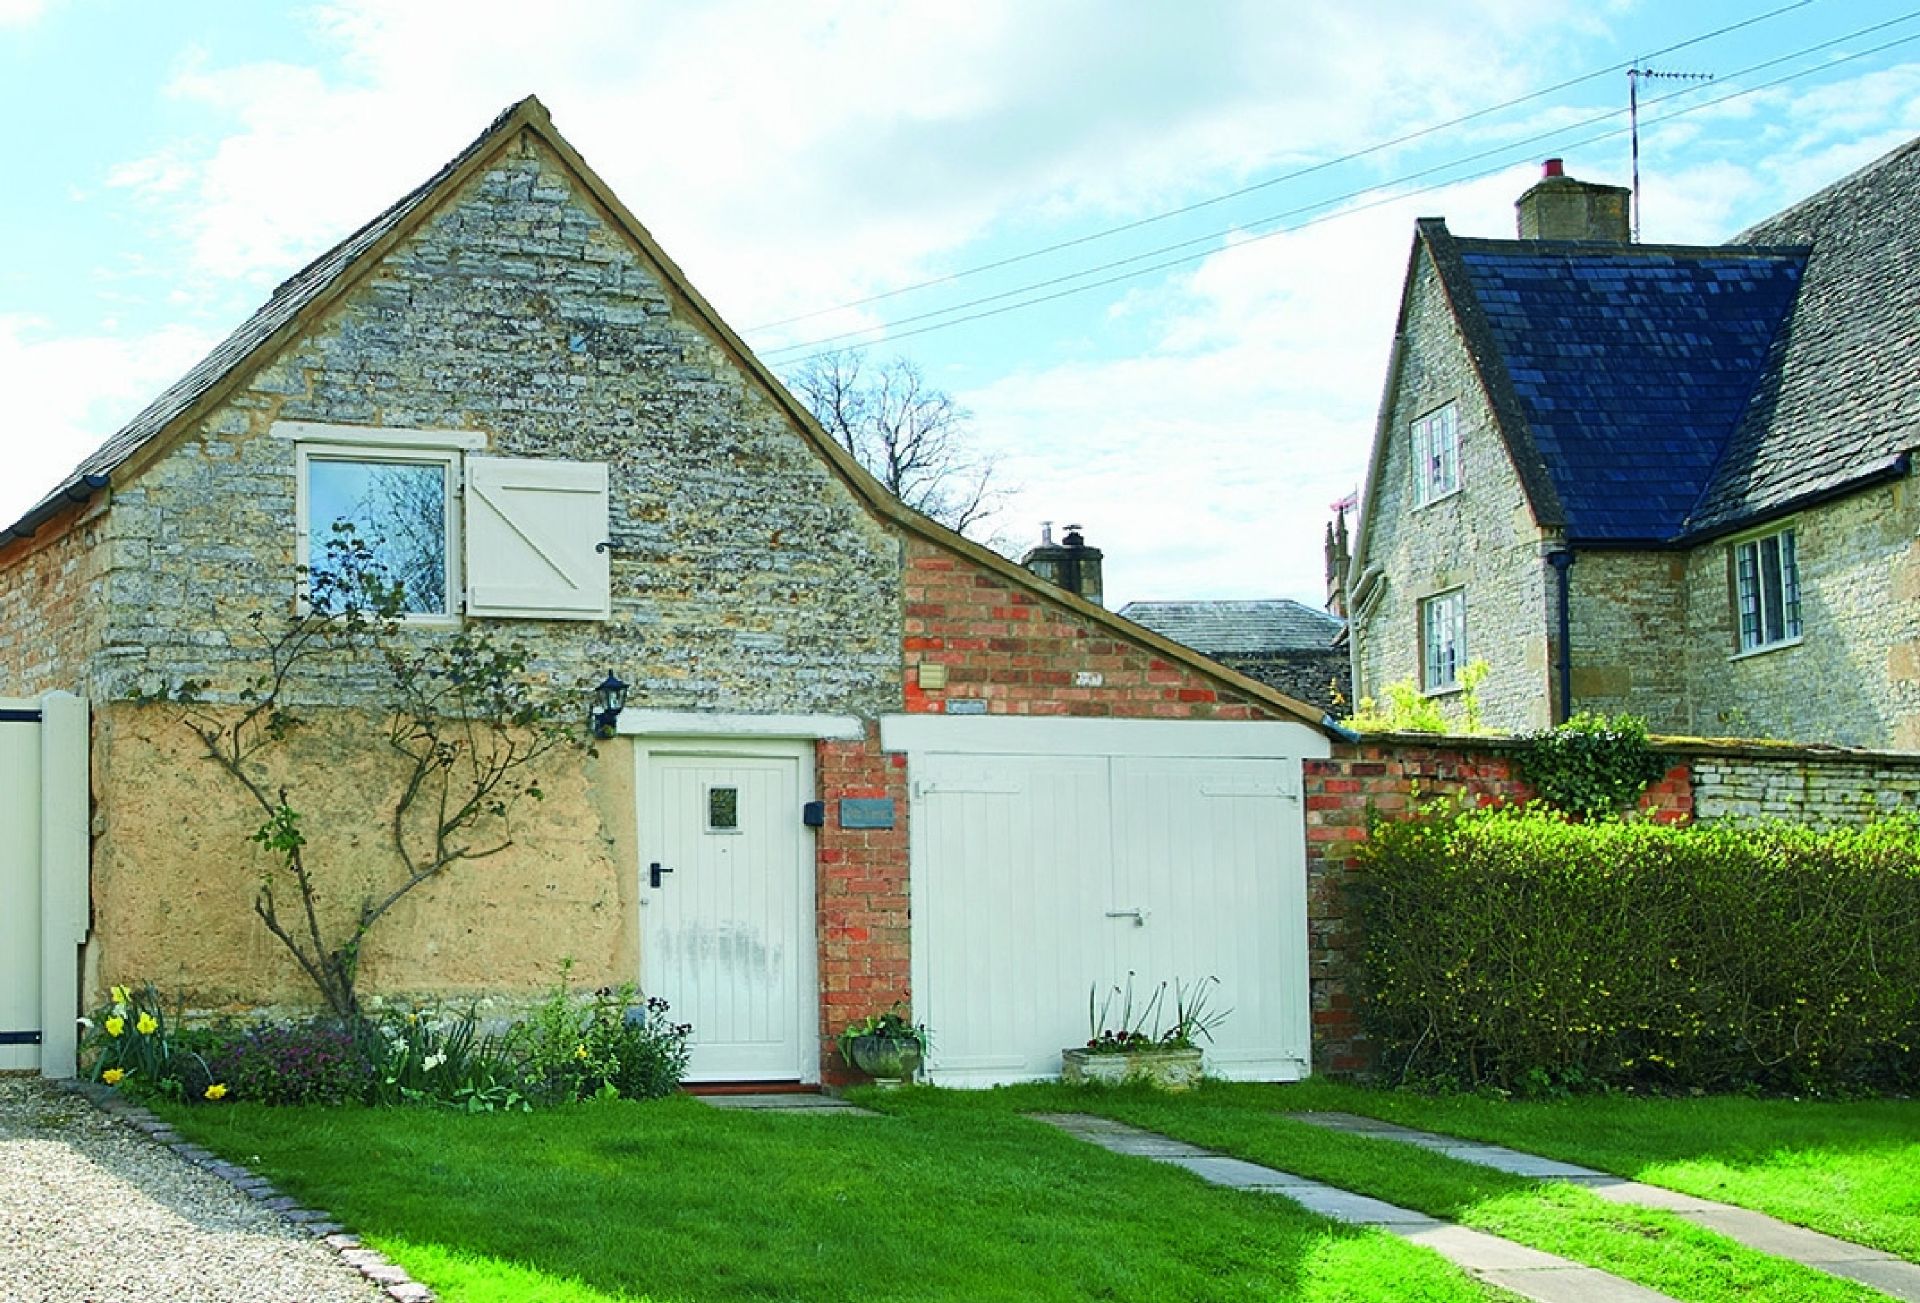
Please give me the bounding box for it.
[1352,252,1554,733]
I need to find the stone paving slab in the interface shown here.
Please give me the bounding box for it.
[1028,1114,1681,1303]
[695,1092,876,1114]
[1288,1109,1920,1301]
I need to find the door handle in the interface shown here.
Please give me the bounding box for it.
[650,861,674,889]
[1105,908,1147,927]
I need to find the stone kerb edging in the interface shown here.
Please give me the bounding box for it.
[61,1081,436,1303]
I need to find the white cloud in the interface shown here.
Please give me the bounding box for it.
[0,317,217,527]
[0,0,49,26]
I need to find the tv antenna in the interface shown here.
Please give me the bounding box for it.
[1629,64,1713,241]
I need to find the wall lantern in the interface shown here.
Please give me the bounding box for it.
[590,672,629,739]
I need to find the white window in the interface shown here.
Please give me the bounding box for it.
[284,422,610,623]
[1733,525,1801,653]
[1421,588,1466,692]
[1412,403,1460,506]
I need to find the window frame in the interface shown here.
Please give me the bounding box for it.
[1420,587,1467,694]
[295,442,464,626]
[1730,521,1803,657]
[1411,402,1461,507]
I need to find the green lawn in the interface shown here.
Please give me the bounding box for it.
[154,1081,1920,1303]
[879,1085,1904,1303]
[158,1094,1500,1303]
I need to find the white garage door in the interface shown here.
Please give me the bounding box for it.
[885,716,1324,1088]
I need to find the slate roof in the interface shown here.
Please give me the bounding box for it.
[1447,236,1805,544]
[1414,134,1920,546]
[1117,599,1343,654]
[2,100,520,543]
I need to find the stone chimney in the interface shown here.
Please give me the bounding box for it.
[1021,523,1104,607]
[1325,506,1352,618]
[1516,158,1631,243]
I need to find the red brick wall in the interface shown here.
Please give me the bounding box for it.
[0,500,108,698]
[816,539,1298,1080]
[1304,737,1692,1076]
[901,538,1281,719]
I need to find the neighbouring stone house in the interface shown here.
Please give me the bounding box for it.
[1347,142,1920,747]
[0,97,1345,1087]
[1118,599,1349,713]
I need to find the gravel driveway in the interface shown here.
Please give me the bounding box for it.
[0,1077,386,1303]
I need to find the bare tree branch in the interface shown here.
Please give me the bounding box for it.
[788,351,1008,538]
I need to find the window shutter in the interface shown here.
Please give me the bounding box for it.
[464,457,611,620]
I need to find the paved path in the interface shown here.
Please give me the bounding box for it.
[1291,1111,1920,1303]
[0,1077,387,1303]
[695,1091,876,1115]
[1030,1112,1677,1303]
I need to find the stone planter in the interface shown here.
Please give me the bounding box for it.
[1061,1045,1204,1092]
[846,1034,924,1087]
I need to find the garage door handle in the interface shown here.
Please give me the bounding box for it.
[650,862,674,889]
[1105,908,1147,927]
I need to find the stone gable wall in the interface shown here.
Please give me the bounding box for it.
[1681,478,1920,749]
[0,502,110,699]
[1352,253,1554,733]
[90,129,903,718]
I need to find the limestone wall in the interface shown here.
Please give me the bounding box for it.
[1563,549,1690,733]
[1352,252,1553,732]
[1690,746,1920,822]
[88,127,903,719]
[1681,477,1920,749]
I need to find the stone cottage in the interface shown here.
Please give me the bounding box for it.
[0,97,1337,1086]
[1347,142,1920,747]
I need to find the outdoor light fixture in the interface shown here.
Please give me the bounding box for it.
[590,672,629,739]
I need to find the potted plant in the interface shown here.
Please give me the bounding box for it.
[838,1005,929,1088]
[1061,975,1227,1092]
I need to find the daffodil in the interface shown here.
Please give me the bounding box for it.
[102,1068,126,1086]
[204,1083,228,1101]
[105,1016,125,1038]
[136,1013,158,1036]
[110,985,130,1005]
[574,1044,588,1060]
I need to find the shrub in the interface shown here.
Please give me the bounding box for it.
[509,978,692,1103]
[207,1020,375,1106]
[1348,660,1491,735]
[1356,804,1920,1093]
[362,1006,531,1112]
[1513,712,1671,817]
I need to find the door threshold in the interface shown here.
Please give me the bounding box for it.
[682,1081,817,1097]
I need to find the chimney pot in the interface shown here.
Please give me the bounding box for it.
[1543,157,1564,178]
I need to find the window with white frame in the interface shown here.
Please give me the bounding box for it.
[1411,403,1460,506]
[1733,525,1801,653]
[1421,588,1466,692]
[283,421,613,623]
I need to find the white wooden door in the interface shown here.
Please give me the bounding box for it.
[639,741,816,1083]
[910,742,1311,1087]
[1,704,44,1072]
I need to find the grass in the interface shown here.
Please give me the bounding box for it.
[154,1079,1920,1303]
[157,1093,1501,1303]
[877,1085,1898,1303]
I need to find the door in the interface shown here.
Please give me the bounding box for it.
[909,743,1311,1087]
[0,704,42,1071]
[638,740,816,1083]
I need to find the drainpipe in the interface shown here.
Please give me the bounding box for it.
[1546,548,1576,725]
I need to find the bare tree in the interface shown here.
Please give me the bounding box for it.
[788,351,1005,538]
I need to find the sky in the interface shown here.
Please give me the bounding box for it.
[3,1,1918,611]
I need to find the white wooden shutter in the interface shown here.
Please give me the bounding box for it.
[464,457,611,620]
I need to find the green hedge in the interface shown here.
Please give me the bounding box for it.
[1356,805,1920,1093]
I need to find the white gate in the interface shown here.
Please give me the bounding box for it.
[0,692,90,1077]
[885,716,1325,1088]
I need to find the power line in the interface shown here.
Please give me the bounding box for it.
[767,24,1920,367]
[743,0,1818,333]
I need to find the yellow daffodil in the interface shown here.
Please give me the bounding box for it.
[110,985,130,1005]
[136,1013,158,1036]
[102,1068,126,1086]
[574,1044,588,1060]
[105,1016,125,1038]
[204,1083,228,1101]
